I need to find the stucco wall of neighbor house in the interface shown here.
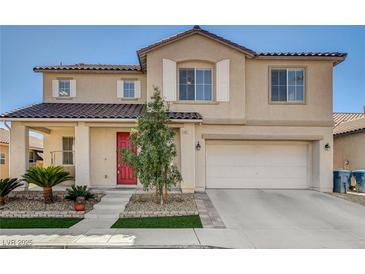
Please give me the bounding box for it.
[334,133,365,170]
[193,124,334,192]
[146,34,247,123]
[0,143,9,179]
[43,72,147,104]
[245,59,334,125]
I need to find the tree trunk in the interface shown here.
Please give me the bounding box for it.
[163,184,168,204]
[0,196,5,205]
[159,186,164,205]
[43,187,53,204]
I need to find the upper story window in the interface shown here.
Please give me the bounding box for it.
[58,80,71,97]
[52,79,76,98]
[123,80,135,98]
[179,68,212,101]
[271,68,305,103]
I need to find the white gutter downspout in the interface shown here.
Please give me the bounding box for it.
[4,120,11,130]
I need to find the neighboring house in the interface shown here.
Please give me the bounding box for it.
[0,26,347,192]
[333,108,365,170]
[0,128,43,179]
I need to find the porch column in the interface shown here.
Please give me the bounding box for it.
[9,124,29,179]
[180,123,196,193]
[75,123,90,186]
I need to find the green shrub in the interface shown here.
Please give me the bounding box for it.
[65,185,95,201]
[0,178,23,205]
[22,166,73,203]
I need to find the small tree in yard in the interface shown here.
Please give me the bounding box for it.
[122,87,182,205]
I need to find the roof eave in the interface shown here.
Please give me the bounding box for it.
[255,55,347,65]
[334,128,365,137]
[0,117,203,123]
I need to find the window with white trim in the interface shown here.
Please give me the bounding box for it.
[0,153,5,165]
[123,80,135,98]
[62,137,74,165]
[58,80,71,97]
[179,68,212,101]
[271,68,305,103]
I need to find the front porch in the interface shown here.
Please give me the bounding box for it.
[9,121,197,192]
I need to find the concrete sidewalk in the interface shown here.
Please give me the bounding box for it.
[0,228,246,248]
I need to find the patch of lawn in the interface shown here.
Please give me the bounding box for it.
[111,215,203,228]
[0,218,82,229]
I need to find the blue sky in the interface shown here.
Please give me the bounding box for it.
[1,25,364,117]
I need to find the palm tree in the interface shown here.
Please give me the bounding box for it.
[0,178,23,205]
[22,166,73,204]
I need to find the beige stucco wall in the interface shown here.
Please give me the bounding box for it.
[245,59,333,124]
[334,133,365,170]
[146,34,247,122]
[43,72,147,104]
[0,143,9,179]
[145,34,334,125]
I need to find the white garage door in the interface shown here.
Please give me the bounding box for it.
[206,141,309,189]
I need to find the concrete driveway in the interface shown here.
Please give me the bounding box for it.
[204,189,365,248]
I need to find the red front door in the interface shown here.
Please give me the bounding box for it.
[117,132,137,185]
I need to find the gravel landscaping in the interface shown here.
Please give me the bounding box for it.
[330,192,365,207]
[0,191,103,213]
[122,193,199,217]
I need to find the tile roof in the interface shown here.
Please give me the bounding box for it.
[32,26,347,72]
[0,128,10,144]
[257,52,347,58]
[334,118,365,136]
[257,52,347,65]
[0,128,43,149]
[33,64,142,72]
[333,112,365,128]
[0,103,203,121]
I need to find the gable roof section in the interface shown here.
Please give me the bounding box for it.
[0,103,203,121]
[137,25,257,70]
[333,112,365,128]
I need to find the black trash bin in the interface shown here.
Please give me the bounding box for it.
[352,170,365,192]
[333,170,352,193]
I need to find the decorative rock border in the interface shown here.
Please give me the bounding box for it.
[0,210,84,218]
[8,191,68,200]
[0,191,103,218]
[120,210,199,218]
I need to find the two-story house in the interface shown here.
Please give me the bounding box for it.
[0,26,346,192]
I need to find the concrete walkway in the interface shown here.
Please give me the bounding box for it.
[69,189,134,233]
